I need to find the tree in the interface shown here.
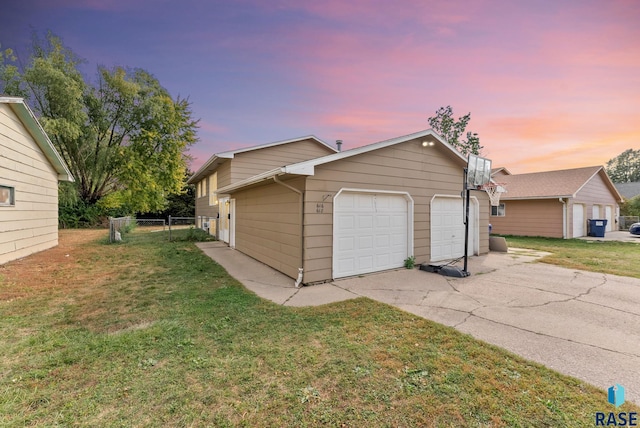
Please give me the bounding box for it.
[620,196,640,217]
[605,149,640,183]
[428,106,483,156]
[0,32,198,214]
[137,170,195,219]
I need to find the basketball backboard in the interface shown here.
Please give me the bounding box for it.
[467,154,492,188]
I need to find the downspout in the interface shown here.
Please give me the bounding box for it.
[273,175,305,288]
[559,198,567,239]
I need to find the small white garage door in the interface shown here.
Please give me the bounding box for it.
[333,191,411,279]
[573,204,585,237]
[605,206,613,232]
[431,196,477,262]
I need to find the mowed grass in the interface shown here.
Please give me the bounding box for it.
[1,230,636,427]
[503,235,640,279]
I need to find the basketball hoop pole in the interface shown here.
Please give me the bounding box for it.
[463,168,471,276]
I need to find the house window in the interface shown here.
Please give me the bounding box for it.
[198,180,204,198]
[208,172,218,206]
[0,185,15,206]
[491,203,505,217]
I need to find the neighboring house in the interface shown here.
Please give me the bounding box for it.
[0,96,74,265]
[187,136,338,238]
[489,166,624,238]
[212,129,490,285]
[614,181,640,200]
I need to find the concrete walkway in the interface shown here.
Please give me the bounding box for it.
[579,230,640,243]
[196,241,640,405]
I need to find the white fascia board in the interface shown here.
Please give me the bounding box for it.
[216,167,285,194]
[501,195,574,201]
[212,151,236,159]
[283,163,316,175]
[2,97,74,182]
[187,154,224,184]
[217,135,337,159]
[281,129,463,173]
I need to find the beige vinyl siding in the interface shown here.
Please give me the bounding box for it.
[489,199,564,238]
[194,195,218,222]
[230,139,335,182]
[195,163,231,222]
[302,138,490,283]
[216,161,232,189]
[574,172,619,221]
[233,177,304,279]
[0,103,60,265]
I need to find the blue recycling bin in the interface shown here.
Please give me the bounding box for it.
[588,219,607,237]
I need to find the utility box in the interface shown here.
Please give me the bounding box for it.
[588,219,607,237]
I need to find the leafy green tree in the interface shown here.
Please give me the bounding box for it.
[428,106,483,156]
[137,170,195,219]
[620,195,640,217]
[605,149,640,183]
[0,32,198,214]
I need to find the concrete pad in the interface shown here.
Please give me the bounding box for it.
[489,236,508,252]
[196,242,299,305]
[399,304,471,327]
[196,241,640,405]
[195,242,358,307]
[458,315,640,402]
[283,283,359,307]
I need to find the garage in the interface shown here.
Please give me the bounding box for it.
[430,195,477,262]
[333,190,413,279]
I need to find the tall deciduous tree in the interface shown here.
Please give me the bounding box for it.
[605,149,640,183]
[0,32,198,213]
[428,106,483,156]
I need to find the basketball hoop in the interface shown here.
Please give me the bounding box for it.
[481,182,507,206]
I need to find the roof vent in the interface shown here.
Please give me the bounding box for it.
[336,140,342,152]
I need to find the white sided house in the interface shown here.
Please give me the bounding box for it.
[0,96,74,265]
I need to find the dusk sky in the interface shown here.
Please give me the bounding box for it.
[2,0,639,174]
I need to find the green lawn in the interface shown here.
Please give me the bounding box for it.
[503,235,640,279]
[0,229,637,427]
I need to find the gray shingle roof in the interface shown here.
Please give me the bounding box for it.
[614,182,640,200]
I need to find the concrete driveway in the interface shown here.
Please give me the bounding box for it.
[197,242,640,405]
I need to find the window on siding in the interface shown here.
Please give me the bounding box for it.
[209,172,218,206]
[0,185,15,206]
[491,203,505,217]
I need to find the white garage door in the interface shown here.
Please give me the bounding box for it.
[333,191,410,279]
[573,204,585,237]
[431,196,476,262]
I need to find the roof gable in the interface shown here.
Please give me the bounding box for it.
[491,167,511,177]
[498,166,623,201]
[188,135,336,184]
[283,129,464,176]
[217,129,466,194]
[0,96,74,182]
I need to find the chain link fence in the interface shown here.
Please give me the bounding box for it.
[109,216,218,243]
[619,216,639,230]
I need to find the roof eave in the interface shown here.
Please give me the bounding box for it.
[188,135,337,184]
[501,195,574,200]
[1,97,74,182]
[275,129,465,175]
[187,154,224,184]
